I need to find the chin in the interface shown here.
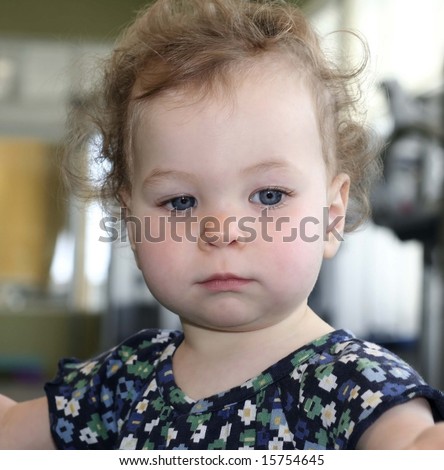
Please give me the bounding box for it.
[184,309,274,333]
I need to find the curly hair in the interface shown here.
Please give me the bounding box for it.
[65,0,381,231]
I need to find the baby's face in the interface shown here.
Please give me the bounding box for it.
[126,62,348,332]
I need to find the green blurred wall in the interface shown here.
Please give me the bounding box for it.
[0,0,151,39]
[0,311,101,378]
[0,0,313,40]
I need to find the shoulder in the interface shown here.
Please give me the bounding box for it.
[305,330,434,404]
[44,329,182,449]
[313,330,424,384]
[52,328,182,382]
[47,328,182,390]
[295,330,444,449]
[105,329,181,365]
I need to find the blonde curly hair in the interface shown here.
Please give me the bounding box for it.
[66,0,381,231]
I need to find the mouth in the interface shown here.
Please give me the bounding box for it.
[197,273,252,292]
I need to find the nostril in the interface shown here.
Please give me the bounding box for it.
[198,214,245,248]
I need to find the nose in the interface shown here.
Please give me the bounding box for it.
[198,213,244,250]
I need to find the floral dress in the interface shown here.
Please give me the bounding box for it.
[45,329,444,449]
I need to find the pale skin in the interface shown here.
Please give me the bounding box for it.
[1,56,443,450]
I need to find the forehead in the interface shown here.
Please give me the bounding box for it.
[129,59,327,186]
[136,64,318,138]
[132,54,319,133]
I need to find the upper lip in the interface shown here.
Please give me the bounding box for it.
[199,273,250,283]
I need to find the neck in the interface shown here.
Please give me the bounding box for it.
[173,306,334,400]
[181,306,332,357]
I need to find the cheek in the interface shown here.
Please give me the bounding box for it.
[130,213,201,245]
[274,237,323,275]
[261,225,325,296]
[134,240,187,299]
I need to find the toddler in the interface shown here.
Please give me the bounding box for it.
[1,0,444,450]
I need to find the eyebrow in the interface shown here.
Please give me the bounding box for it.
[241,159,293,176]
[142,168,198,189]
[142,159,293,189]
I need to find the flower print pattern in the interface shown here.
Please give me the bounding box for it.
[45,329,444,449]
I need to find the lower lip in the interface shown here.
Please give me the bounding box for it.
[198,278,252,292]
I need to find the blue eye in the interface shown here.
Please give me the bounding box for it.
[251,189,285,206]
[166,196,197,211]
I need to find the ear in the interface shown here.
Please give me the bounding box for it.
[323,172,350,259]
[119,190,142,270]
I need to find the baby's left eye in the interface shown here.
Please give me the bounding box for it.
[250,188,287,206]
[165,195,197,211]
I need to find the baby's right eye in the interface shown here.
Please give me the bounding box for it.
[163,195,197,212]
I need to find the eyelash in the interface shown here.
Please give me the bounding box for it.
[158,187,295,213]
[249,187,295,209]
[158,195,197,213]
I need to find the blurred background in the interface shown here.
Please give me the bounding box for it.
[0,0,443,400]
